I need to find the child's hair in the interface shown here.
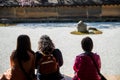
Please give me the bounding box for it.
[81,37,93,52]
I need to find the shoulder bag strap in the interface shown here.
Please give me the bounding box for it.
[87,54,101,75]
[17,59,32,80]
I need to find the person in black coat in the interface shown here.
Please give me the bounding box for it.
[35,35,64,80]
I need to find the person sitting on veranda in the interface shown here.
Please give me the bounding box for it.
[10,34,35,80]
[73,37,101,80]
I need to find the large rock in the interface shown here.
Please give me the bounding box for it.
[77,21,88,33]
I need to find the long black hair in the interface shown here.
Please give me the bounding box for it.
[13,34,34,62]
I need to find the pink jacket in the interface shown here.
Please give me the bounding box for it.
[73,53,101,80]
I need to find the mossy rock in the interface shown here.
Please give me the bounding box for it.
[70,30,102,35]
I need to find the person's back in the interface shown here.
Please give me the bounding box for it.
[35,35,64,80]
[10,51,35,80]
[73,37,101,80]
[74,53,101,80]
[10,35,35,80]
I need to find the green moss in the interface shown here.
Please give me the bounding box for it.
[0,24,16,27]
[70,30,102,35]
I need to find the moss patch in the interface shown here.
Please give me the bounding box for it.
[70,30,102,35]
[0,24,16,27]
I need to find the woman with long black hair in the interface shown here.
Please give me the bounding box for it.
[10,34,35,80]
